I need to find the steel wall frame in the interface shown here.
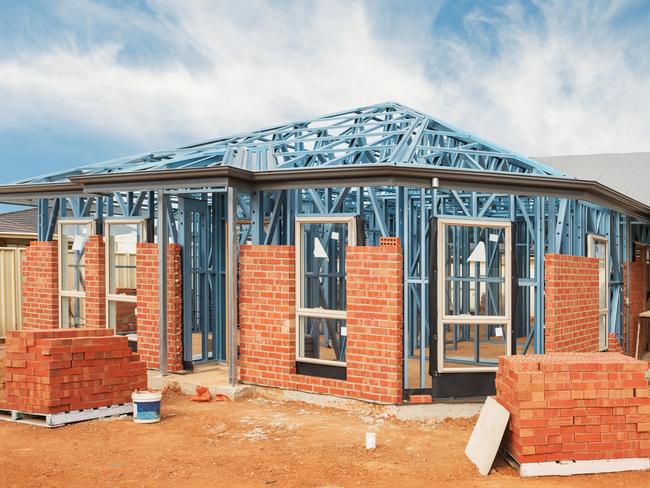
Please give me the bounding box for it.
[34,186,650,389]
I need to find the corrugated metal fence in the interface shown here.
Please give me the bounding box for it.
[0,247,23,338]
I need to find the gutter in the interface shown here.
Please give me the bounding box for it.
[0,164,649,221]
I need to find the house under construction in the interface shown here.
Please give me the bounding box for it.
[1,102,649,402]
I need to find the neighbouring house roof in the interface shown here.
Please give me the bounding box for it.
[0,207,37,235]
[537,153,650,208]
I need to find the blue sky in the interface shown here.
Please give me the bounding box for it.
[0,0,649,194]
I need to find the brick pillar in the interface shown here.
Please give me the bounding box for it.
[239,245,296,386]
[135,243,183,372]
[544,254,600,352]
[85,235,106,328]
[22,241,59,329]
[239,243,403,404]
[346,243,403,403]
[625,259,645,356]
[608,332,624,354]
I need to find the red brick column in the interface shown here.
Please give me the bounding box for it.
[346,244,403,403]
[608,332,624,354]
[85,235,106,328]
[625,259,646,356]
[135,243,183,372]
[239,243,403,404]
[239,245,296,385]
[496,353,650,464]
[22,241,59,329]
[544,254,600,352]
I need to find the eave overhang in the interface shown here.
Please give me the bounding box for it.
[1,164,648,221]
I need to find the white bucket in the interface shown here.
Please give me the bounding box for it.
[132,391,163,424]
[365,432,377,450]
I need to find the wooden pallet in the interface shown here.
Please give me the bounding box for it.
[0,403,133,428]
[501,449,650,477]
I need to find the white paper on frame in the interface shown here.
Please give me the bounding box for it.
[489,233,500,243]
[331,231,339,240]
[495,327,504,337]
[72,235,85,252]
[314,237,329,259]
[117,241,138,254]
[341,326,347,337]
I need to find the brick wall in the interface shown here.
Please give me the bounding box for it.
[135,243,183,372]
[609,332,624,354]
[544,254,600,352]
[496,353,650,464]
[1,328,147,414]
[239,244,403,404]
[85,235,106,328]
[625,257,646,356]
[22,241,59,329]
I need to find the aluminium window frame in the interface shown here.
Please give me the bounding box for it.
[295,214,357,367]
[587,233,609,351]
[104,218,146,332]
[58,218,95,328]
[436,217,513,373]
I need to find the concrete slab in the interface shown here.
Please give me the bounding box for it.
[386,402,482,422]
[147,367,254,402]
[255,385,482,420]
[465,397,510,476]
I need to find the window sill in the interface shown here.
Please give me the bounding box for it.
[295,361,347,380]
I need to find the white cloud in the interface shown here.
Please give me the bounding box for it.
[0,0,648,156]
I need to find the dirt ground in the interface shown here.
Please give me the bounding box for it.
[0,350,648,488]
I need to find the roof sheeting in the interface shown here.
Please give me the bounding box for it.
[537,153,650,207]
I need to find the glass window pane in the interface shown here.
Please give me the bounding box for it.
[60,223,90,292]
[302,222,348,311]
[599,313,607,351]
[108,300,137,335]
[61,297,86,328]
[590,238,608,325]
[298,316,346,363]
[443,323,507,369]
[444,225,506,316]
[107,223,141,296]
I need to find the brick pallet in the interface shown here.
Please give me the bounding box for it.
[496,353,650,476]
[1,328,147,424]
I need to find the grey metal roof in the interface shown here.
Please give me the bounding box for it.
[0,207,37,234]
[536,153,650,207]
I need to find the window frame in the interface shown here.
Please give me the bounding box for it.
[587,233,609,351]
[104,218,146,332]
[295,215,357,367]
[436,217,513,373]
[58,218,94,328]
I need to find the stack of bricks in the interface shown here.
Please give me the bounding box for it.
[544,254,600,353]
[239,243,403,404]
[1,328,147,414]
[496,353,650,464]
[135,243,183,372]
[21,241,59,329]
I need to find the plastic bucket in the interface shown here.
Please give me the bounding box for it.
[132,391,163,423]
